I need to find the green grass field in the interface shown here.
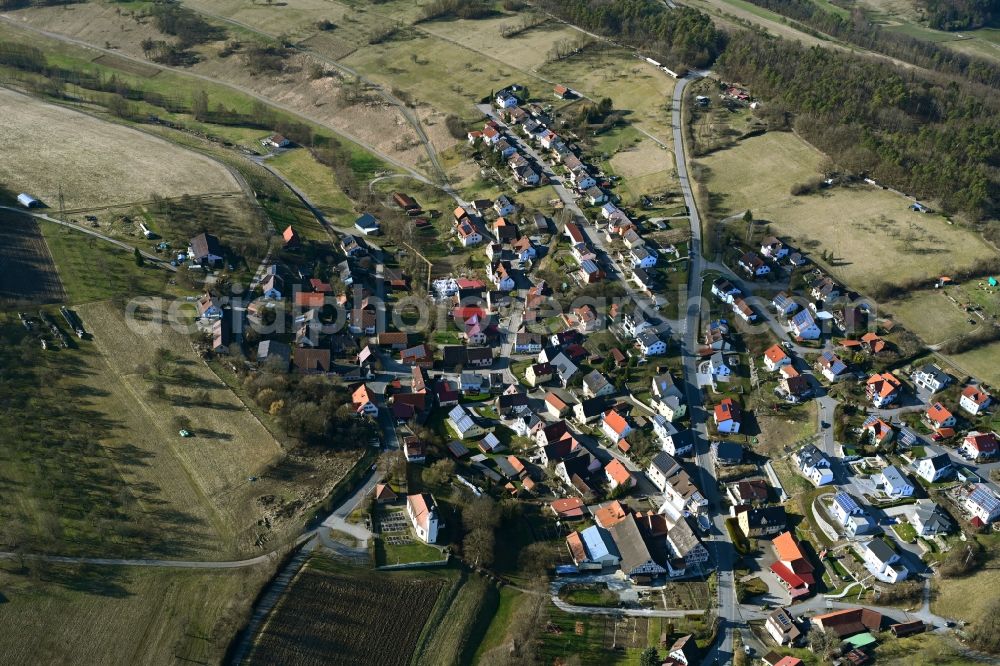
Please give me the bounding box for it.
[38,222,174,305]
[700,131,997,292]
[267,149,356,219]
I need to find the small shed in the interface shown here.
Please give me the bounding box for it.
[17,193,41,208]
[989,277,998,288]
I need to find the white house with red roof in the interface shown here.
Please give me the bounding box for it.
[604,459,635,491]
[763,344,791,372]
[961,431,999,461]
[866,372,902,408]
[924,402,956,430]
[960,384,992,415]
[406,493,439,543]
[714,398,741,433]
[601,409,633,443]
[351,383,378,416]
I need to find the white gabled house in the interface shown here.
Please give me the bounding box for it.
[960,384,991,415]
[406,493,440,544]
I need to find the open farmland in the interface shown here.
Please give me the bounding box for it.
[0,212,65,304]
[699,131,998,291]
[245,557,450,666]
[74,299,304,555]
[885,290,985,347]
[0,88,239,210]
[420,14,583,72]
[342,30,546,122]
[7,3,425,174]
[0,561,275,666]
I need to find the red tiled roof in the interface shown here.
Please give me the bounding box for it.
[603,409,630,436]
[605,458,632,485]
[551,497,585,518]
[593,500,628,528]
[770,561,806,590]
[962,384,991,405]
[764,344,787,364]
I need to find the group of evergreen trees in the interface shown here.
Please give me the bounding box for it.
[716,31,1000,219]
[536,0,723,68]
[739,0,1000,87]
[920,0,998,31]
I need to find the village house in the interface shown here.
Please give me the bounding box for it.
[664,519,709,577]
[789,309,821,340]
[261,272,283,300]
[738,251,770,277]
[911,501,952,536]
[924,402,956,430]
[374,483,397,505]
[196,293,223,320]
[605,459,635,491]
[812,608,882,640]
[583,370,615,399]
[575,397,609,425]
[257,340,291,368]
[713,440,745,467]
[862,416,894,447]
[830,492,864,526]
[727,479,770,506]
[642,449,682,495]
[960,384,992,415]
[550,497,586,521]
[663,469,708,515]
[189,232,224,266]
[544,391,570,419]
[962,484,1000,524]
[711,277,741,304]
[262,133,290,149]
[601,409,632,443]
[763,344,791,372]
[877,465,914,498]
[961,431,999,461]
[810,276,840,303]
[769,531,815,600]
[354,212,381,236]
[406,493,440,544]
[911,363,951,394]
[714,398,741,433]
[866,372,902,407]
[709,352,731,379]
[403,437,426,463]
[652,415,689,455]
[914,451,953,483]
[566,525,620,569]
[526,362,554,388]
[637,330,667,357]
[651,373,686,421]
[351,383,379,416]
[541,351,575,387]
[766,608,802,646]
[610,515,666,581]
[731,298,756,323]
[860,539,907,583]
[737,505,787,539]
[293,348,331,374]
[456,219,483,247]
[772,292,798,316]
[816,350,848,383]
[796,444,833,486]
[760,236,789,260]
[448,405,486,439]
